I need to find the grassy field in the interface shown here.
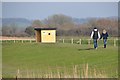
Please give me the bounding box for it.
[2,42,118,78]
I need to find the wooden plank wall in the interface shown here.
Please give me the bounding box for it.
[35,30,41,42]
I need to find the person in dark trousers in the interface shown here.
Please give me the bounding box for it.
[90,27,100,49]
[100,29,109,48]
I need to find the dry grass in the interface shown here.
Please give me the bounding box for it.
[16,64,108,78]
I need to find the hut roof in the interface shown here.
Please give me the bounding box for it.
[34,28,56,30]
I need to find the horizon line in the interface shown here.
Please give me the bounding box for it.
[1,16,118,20]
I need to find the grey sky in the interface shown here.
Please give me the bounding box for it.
[2,0,119,2]
[2,2,118,20]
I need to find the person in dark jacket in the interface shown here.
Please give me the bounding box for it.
[100,29,109,48]
[90,27,100,49]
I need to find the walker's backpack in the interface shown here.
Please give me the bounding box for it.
[93,30,98,39]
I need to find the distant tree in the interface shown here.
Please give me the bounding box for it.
[32,20,44,28]
[95,18,118,36]
[25,26,34,36]
[43,14,74,29]
[2,23,18,36]
[87,18,97,27]
[2,26,9,36]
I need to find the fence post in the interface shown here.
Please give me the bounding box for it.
[63,39,64,43]
[22,40,23,43]
[71,38,73,44]
[14,40,15,43]
[30,40,32,43]
[114,39,116,47]
[79,39,81,45]
[88,39,90,45]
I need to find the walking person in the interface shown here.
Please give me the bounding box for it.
[90,27,100,49]
[100,29,109,48]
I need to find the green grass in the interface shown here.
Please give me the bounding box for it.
[2,42,118,78]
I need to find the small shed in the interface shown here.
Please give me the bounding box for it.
[34,28,56,43]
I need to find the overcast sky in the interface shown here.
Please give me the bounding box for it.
[1,0,119,2]
[2,2,118,20]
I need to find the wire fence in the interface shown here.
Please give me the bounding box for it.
[0,38,119,47]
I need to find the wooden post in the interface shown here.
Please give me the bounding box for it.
[36,39,37,43]
[63,39,64,43]
[30,40,32,43]
[114,39,116,47]
[13,37,15,43]
[22,40,23,43]
[79,39,81,45]
[14,40,15,43]
[71,38,73,44]
[88,39,90,45]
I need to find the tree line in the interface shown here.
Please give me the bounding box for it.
[2,14,118,37]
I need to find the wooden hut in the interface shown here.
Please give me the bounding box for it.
[34,28,56,43]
